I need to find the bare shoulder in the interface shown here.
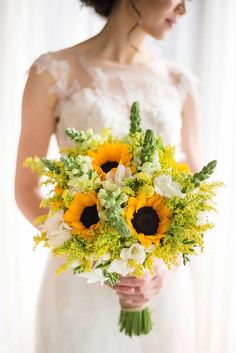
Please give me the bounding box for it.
[37,41,89,66]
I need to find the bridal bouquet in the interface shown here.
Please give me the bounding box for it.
[24,101,222,337]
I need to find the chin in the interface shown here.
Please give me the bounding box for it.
[150,30,170,41]
[144,26,172,41]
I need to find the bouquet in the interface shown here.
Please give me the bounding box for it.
[24,101,222,337]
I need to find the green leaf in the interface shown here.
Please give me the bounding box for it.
[73,266,81,274]
[104,272,119,286]
[41,159,61,174]
[192,160,217,186]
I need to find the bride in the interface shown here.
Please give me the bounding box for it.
[15,0,202,352]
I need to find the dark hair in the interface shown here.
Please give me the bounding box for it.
[80,0,115,17]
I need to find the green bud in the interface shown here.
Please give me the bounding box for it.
[129,101,142,134]
[140,129,156,164]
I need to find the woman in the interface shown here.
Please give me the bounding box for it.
[15,0,202,352]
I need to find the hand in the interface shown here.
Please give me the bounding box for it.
[113,270,163,309]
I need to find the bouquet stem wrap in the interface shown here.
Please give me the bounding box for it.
[119,299,153,337]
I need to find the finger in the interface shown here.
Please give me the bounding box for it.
[114,285,136,294]
[118,276,147,286]
[116,292,149,302]
[120,298,150,307]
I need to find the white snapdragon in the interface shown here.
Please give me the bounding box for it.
[154,174,184,198]
[108,243,146,276]
[79,155,93,173]
[105,164,132,188]
[77,268,106,285]
[43,209,72,247]
[138,153,161,176]
[68,172,101,192]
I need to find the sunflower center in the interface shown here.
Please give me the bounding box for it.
[101,161,119,173]
[131,206,160,235]
[80,205,99,228]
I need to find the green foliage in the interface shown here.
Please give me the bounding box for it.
[98,188,131,238]
[23,157,45,176]
[33,232,49,249]
[129,101,142,134]
[182,161,218,192]
[65,128,86,143]
[140,129,156,163]
[192,160,217,186]
[41,158,61,174]
[104,272,119,286]
[125,172,152,194]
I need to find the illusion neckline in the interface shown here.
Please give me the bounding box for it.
[77,50,160,69]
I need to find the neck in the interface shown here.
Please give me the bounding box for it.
[81,2,149,65]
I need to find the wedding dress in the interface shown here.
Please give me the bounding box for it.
[31,48,199,353]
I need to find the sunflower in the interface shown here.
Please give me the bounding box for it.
[125,193,171,248]
[63,191,100,238]
[88,143,132,178]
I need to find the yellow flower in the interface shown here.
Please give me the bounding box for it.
[51,185,64,209]
[177,163,190,173]
[159,146,191,173]
[63,191,100,238]
[125,193,171,248]
[88,143,132,179]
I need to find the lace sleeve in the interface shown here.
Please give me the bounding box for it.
[169,64,200,103]
[30,52,70,99]
[177,67,200,103]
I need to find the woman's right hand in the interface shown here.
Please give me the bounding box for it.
[113,271,163,308]
[111,257,181,308]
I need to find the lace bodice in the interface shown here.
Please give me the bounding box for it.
[31,49,199,160]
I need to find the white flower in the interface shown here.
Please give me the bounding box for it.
[154,174,184,198]
[102,180,118,192]
[43,209,72,247]
[47,229,72,247]
[139,162,154,176]
[68,174,90,189]
[77,269,106,285]
[120,243,146,264]
[95,253,111,267]
[108,259,133,276]
[108,243,146,276]
[106,164,132,187]
[196,211,209,225]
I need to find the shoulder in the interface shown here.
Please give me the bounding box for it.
[164,59,200,102]
[31,45,79,77]
[28,45,80,98]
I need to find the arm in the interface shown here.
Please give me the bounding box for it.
[181,77,204,173]
[180,76,205,274]
[15,63,59,225]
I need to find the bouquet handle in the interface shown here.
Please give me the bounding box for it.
[119,298,153,337]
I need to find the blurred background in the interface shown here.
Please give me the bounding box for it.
[0,0,235,352]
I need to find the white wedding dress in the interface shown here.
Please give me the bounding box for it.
[31,47,199,353]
